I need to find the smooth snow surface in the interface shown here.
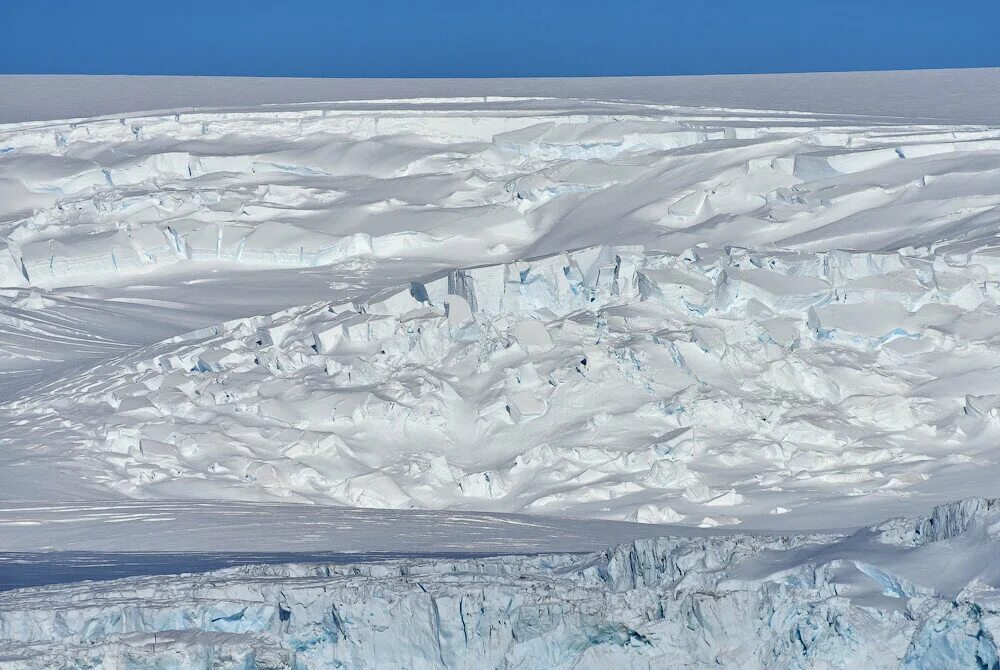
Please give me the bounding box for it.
[0,502,703,554]
[2,498,1000,669]
[4,69,1000,125]
[4,92,1000,533]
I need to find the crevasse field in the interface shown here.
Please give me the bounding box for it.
[2,72,1000,668]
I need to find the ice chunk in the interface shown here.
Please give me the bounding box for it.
[705,488,746,506]
[507,391,547,422]
[716,267,832,313]
[628,503,683,523]
[808,302,912,340]
[330,472,411,508]
[510,319,553,353]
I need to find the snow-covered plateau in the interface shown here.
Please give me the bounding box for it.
[2,73,1000,667]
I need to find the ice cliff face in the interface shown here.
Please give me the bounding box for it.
[1,498,999,669]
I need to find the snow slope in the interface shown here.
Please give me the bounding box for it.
[3,93,1000,533]
[2,498,999,669]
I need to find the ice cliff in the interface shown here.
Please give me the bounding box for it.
[2,498,999,669]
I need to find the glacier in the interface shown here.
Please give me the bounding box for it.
[3,72,1000,668]
[2,498,1000,669]
[3,93,1000,528]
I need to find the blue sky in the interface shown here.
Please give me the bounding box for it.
[2,0,998,77]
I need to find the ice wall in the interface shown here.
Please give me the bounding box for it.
[1,498,998,669]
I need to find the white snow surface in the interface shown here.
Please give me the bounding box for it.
[3,89,1000,533]
[2,498,1000,669]
[4,69,1000,125]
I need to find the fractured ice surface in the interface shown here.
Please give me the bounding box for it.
[2,498,1000,669]
[4,97,1000,530]
[6,239,1000,529]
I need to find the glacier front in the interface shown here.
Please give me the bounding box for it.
[2,498,1000,669]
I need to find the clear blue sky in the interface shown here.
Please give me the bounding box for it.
[2,0,998,78]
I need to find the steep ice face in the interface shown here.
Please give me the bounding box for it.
[1,498,999,669]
